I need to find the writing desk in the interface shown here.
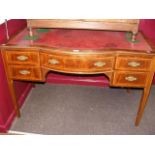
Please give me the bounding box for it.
[1,23,155,126]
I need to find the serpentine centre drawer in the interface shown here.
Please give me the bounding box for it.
[40,52,115,73]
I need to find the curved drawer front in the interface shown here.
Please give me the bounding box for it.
[40,52,115,73]
[8,66,42,81]
[115,56,152,71]
[113,71,148,87]
[5,51,40,65]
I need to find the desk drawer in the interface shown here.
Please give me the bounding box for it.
[115,56,152,71]
[40,53,114,73]
[5,51,39,65]
[112,71,148,87]
[8,66,42,81]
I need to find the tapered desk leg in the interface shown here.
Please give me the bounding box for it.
[1,51,20,117]
[135,72,154,126]
[8,79,20,117]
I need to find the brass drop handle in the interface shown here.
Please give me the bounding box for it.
[94,61,106,67]
[17,55,28,61]
[125,76,137,82]
[128,61,140,67]
[48,59,59,65]
[19,70,30,75]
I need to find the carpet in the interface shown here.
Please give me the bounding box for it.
[10,83,155,134]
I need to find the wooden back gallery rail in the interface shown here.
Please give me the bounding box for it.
[27,19,140,41]
[1,19,155,127]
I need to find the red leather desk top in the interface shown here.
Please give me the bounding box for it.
[7,28,152,52]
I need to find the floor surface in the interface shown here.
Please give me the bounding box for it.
[11,83,155,134]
